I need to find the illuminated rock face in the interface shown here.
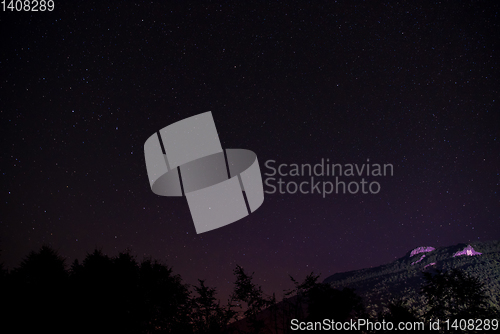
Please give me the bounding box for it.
[411,254,426,265]
[424,263,436,269]
[410,246,435,257]
[453,245,482,257]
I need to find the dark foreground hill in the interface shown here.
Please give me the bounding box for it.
[323,240,500,317]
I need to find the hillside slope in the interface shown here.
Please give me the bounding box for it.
[323,240,500,316]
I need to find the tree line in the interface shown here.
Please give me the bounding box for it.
[0,246,498,333]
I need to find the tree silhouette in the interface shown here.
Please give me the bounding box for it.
[191,279,236,334]
[284,272,321,321]
[71,249,122,333]
[14,245,67,285]
[6,245,70,333]
[306,284,366,323]
[138,257,193,333]
[422,268,498,320]
[280,273,367,333]
[231,265,274,333]
[4,247,196,333]
[378,299,420,325]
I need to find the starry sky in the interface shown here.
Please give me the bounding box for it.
[2,1,499,303]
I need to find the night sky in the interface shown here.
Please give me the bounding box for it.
[2,1,499,304]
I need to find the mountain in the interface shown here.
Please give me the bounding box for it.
[229,240,499,333]
[323,240,500,316]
